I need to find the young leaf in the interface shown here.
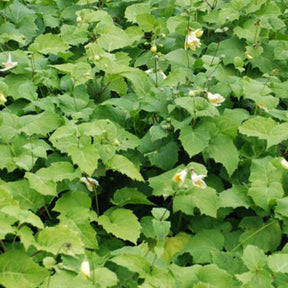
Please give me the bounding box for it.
[242,245,267,271]
[267,254,288,273]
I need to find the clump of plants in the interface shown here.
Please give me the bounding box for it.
[0,0,288,287]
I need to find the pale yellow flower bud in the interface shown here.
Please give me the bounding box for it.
[0,92,7,105]
[281,158,288,170]
[80,259,90,279]
[150,45,157,53]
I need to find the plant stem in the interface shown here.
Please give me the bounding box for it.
[0,240,6,252]
[93,185,100,216]
[154,56,159,88]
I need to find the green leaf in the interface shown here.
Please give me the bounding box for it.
[53,62,92,86]
[249,157,283,210]
[111,254,151,278]
[25,172,57,196]
[175,97,219,118]
[0,179,44,211]
[152,219,171,241]
[239,218,281,252]
[97,208,141,244]
[146,141,179,170]
[0,248,49,288]
[239,116,276,139]
[219,185,250,209]
[267,123,288,148]
[214,37,245,65]
[275,197,288,218]
[236,270,273,288]
[20,111,63,136]
[208,134,239,176]
[125,3,150,23]
[174,187,219,218]
[136,14,158,32]
[97,26,132,52]
[34,162,80,183]
[54,191,98,250]
[93,267,118,288]
[197,264,233,287]
[212,251,246,276]
[179,124,210,157]
[268,254,288,273]
[1,206,43,229]
[107,154,144,182]
[36,224,84,255]
[111,187,154,207]
[121,69,153,97]
[184,229,224,263]
[68,145,99,175]
[242,245,267,271]
[29,33,69,55]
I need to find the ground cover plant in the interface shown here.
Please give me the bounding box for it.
[0,0,288,287]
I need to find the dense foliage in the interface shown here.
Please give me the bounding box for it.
[0,0,288,287]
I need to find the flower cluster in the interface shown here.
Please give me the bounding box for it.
[185,28,203,51]
[207,92,225,107]
[173,168,207,189]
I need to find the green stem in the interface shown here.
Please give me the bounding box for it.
[44,204,52,220]
[154,56,159,88]
[0,240,6,252]
[93,185,100,216]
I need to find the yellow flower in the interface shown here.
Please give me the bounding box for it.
[0,92,7,105]
[80,177,99,192]
[281,158,288,170]
[173,169,187,184]
[0,53,17,72]
[80,259,90,279]
[191,169,207,189]
[207,92,225,107]
[185,28,203,51]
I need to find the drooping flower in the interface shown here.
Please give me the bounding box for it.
[191,169,207,189]
[0,53,17,72]
[80,177,99,192]
[281,158,288,170]
[207,92,225,106]
[173,169,187,184]
[258,103,269,113]
[0,92,7,105]
[145,68,153,74]
[80,259,90,279]
[185,28,203,51]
